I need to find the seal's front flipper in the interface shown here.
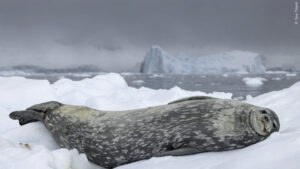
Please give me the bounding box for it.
[154,147,200,157]
[168,96,215,104]
[10,110,42,125]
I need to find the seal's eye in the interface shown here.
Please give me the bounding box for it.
[261,110,267,114]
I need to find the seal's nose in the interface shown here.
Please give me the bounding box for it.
[273,120,280,132]
[269,110,280,132]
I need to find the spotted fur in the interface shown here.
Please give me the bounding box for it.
[10,97,279,168]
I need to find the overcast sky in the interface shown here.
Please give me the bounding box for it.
[0,0,299,71]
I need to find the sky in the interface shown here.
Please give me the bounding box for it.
[0,0,299,71]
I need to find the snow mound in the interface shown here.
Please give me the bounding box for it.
[243,77,267,87]
[0,73,299,169]
[140,46,266,74]
[0,73,230,169]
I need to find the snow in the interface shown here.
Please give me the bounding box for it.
[243,77,267,87]
[0,73,299,169]
[140,46,266,74]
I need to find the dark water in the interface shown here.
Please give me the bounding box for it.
[122,73,300,99]
[2,72,300,99]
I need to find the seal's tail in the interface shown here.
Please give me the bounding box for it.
[9,110,42,125]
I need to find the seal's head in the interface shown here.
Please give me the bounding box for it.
[9,101,62,125]
[249,107,280,136]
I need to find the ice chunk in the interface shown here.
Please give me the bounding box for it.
[243,77,267,87]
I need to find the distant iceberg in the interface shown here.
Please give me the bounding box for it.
[140,46,266,74]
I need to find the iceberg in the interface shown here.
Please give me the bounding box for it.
[140,46,266,74]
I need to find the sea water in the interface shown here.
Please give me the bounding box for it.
[1,72,299,99]
[122,73,300,99]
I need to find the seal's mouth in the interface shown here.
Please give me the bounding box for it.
[250,109,280,136]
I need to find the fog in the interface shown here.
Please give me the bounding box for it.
[0,0,299,71]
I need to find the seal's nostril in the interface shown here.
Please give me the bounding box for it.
[264,116,269,122]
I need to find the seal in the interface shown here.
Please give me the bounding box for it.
[9,96,280,168]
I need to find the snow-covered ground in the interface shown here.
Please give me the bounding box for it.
[0,73,299,169]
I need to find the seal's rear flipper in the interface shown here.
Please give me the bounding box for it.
[9,101,62,126]
[9,110,42,125]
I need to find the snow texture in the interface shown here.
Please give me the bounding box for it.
[0,73,299,169]
[140,46,266,74]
